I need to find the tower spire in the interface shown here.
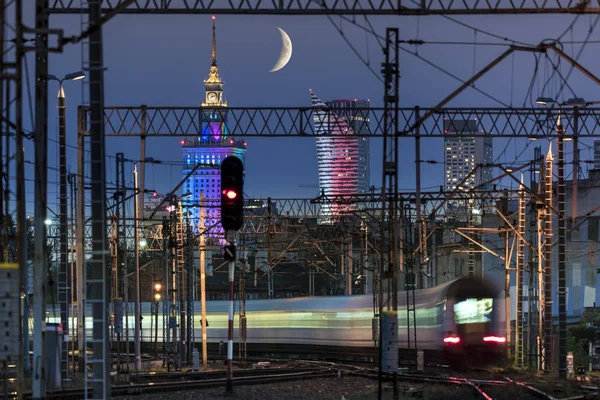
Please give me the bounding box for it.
[211,15,217,66]
[204,16,223,85]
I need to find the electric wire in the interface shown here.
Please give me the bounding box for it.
[551,14,600,100]
[325,15,383,83]
[339,15,514,108]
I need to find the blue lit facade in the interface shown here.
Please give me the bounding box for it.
[182,17,246,237]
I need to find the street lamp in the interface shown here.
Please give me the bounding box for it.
[47,71,86,377]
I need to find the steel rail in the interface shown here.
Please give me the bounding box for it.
[22,370,336,399]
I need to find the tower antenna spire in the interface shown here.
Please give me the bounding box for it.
[211,15,217,66]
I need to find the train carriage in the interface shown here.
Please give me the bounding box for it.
[47,276,505,367]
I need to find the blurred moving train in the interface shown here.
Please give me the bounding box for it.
[47,276,505,367]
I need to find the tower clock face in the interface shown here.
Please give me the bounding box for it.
[208,92,217,102]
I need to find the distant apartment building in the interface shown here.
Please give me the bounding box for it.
[310,91,371,223]
[443,119,493,199]
[594,140,600,170]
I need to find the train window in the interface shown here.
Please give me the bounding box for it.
[454,298,493,324]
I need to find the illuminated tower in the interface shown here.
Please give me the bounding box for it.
[311,90,371,224]
[182,16,247,237]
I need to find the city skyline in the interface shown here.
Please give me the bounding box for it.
[23,12,600,218]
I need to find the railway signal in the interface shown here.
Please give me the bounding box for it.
[153,282,162,302]
[220,156,244,231]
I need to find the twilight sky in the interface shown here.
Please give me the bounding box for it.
[17,9,600,214]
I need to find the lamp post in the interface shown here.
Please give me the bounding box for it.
[47,71,85,383]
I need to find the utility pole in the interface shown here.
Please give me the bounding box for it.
[199,191,208,369]
[133,165,142,371]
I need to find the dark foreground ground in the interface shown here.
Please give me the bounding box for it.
[112,376,560,400]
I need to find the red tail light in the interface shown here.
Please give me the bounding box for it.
[483,336,506,343]
[443,336,461,344]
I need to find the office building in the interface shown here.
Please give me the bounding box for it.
[443,119,493,198]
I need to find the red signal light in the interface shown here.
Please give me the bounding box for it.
[223,190,237,200]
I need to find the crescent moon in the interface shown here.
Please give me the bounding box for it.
[269,27,293,72]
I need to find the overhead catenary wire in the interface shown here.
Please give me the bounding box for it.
[337,15,515,109]
[326,14,383,83]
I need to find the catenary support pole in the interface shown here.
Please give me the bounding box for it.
[415,125,423,288]
[557,118,567,378]
[33,0,49,397]
[133,165,142,371]
[515,175,526,369]
[162,217,169,368]
[58,83,70,383]
[199,192,208,369]
[76,110,85,373]
[543,143,554,373]
[88,1,111,397]
[14,0,30,389]
[504,229,511,365]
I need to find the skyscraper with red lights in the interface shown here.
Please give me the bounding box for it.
[311,91,371,223]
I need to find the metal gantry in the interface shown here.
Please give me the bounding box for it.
[45,0,600,14]
[79,105,600,138]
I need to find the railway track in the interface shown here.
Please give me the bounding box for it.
[21,369,336,400]
[13,359,600,400]
[129,366,322,382]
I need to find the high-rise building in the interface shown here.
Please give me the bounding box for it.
[443,119,493,198]
[594,140,600,170]
[182,17,246,236]
[311,91,371,223]
[328,99,370,193]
